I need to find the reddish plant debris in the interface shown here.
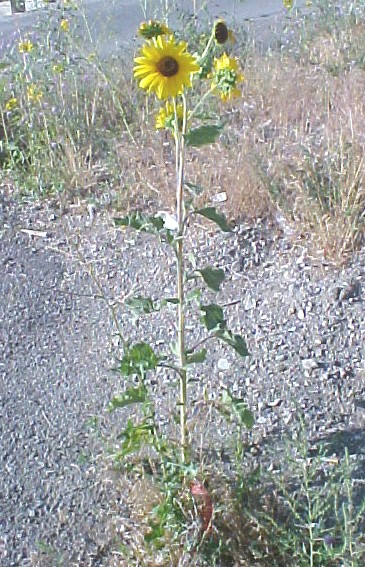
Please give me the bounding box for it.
[190,480,213,535]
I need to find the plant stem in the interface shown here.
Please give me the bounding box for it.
[173,96,187,463]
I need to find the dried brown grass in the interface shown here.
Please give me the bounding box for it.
[112,20,365,263]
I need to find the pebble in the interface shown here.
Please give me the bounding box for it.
[217,358,230,370]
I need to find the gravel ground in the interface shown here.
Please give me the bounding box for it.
[1,188,365,566]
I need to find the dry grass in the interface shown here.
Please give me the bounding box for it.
[106,14,365,263]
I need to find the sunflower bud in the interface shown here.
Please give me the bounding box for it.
[138,20,170,40]
[213,20,235,45]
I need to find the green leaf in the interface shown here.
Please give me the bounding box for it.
[194,207,232,232]
[164,229,176,247]
[200,303,225,331]
[185,125,223,147]
[197,267,225,292]
[188,251,197,270]
[114,211,164,233]
[216,329,249,357]
[119,342,160,377]
[115,418,154,458]
[185,348,207,365]
[108,386,147,411]
[160,297,179,306]
[185,181,204,196]
[125,296,156,316]
[186,288,201,303]
[221,389,254,429]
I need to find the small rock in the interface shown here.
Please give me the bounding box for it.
[211,192,227,203]
[297,309,305,320]
[301,359,318,370]
[244,297,257,311]
[87,203,96,221]
[217,358,230,371]
[267,398,283,408]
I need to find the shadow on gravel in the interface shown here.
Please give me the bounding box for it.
[316,427,365,505]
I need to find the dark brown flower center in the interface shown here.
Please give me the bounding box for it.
[215,22,229,44]
[157,56,179,77]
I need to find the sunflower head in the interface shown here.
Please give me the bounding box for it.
[155,101,184,131]
[27,84,43,103]
[134,34,199,100]
[18,39,34,53]
[213,19,235,45]
[138,20,170,40]
[60,18,70,32]
[210,53,244,102]
[5,97,18,112]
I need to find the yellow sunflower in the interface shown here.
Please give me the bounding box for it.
[60,19,70,32]
[155,101,184,130]
[210,53,244,102]
[5,97,18,112]
[27,84,43,103]
[18,39,34,53]
[138,20,170,40]
[134,35,199,100]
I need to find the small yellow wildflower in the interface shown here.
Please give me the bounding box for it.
[60,19,69,32]
[138,20,170,40]
[18,39,34,53]
[134,35,199,100]
[52,63,64,74]
[27,84,43,103]
[155,101,184,131]
[283,0,294,9]
[213,20,235,45]
[210,53,244,102]
[5,97,18,111]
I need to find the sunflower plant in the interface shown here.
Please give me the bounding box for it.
[110,18,251,545]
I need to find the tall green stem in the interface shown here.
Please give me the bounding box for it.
[173,96,187,463]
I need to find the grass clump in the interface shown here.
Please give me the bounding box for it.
[0,3,135,202]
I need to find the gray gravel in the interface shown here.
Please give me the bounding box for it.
[1,188,365,565]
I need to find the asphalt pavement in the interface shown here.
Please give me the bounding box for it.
[0,0,309,57]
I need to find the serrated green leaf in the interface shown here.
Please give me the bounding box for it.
[185,124,223,147]
[120,342,160,377]
[114,211,164,233]
[221,389,254,429]
[216,329,249,357]
[185,348,207,365]
[200,304,225,331]
[197,267,225,292]
[108,386,147,411]
[125,296,156,316]
[195,207,232,232]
